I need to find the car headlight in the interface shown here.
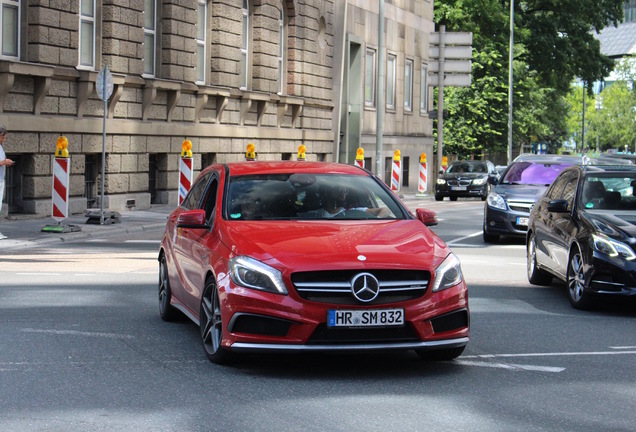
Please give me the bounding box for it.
[486,192,507,210]
[432,253,465,292]
[228,256,288,294]
[472,178,487,186]
[437,179,446,185]
[591,234,636,261]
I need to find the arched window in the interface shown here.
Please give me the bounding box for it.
[240,0,249,89]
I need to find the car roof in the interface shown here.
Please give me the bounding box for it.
[580,164,636,174]
[513,153,590,164]
[206,161,370,177]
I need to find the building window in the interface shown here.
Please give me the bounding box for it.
[404,58,413,112]
[1,0,19,58]
[240,0,249,89]
[196,0,207,84]
[365,48,376,107]
[420,64,428,113]
[79,0,96,68]
[402,156,410,187]
[143,0,156,76]
[386,54,396,109]
[278,7,285,94]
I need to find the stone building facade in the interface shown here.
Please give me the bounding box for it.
[0,0,435,217]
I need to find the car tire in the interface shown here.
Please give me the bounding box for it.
[449,196,458,201]
[526,234,552,286]
[416,346,465,361]
[567,247,594,310]
[200,277,232,364]
[158,254,178,321]
[435,195,443,201]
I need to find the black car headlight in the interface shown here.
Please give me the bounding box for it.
[591,234,636,261]
[437,179,447,185]
[432,253,465,292]
[472,178,487,186]
[228,256,288,294]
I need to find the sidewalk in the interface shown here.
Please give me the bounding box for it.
[0,205,173,251]
[0,193,434,251]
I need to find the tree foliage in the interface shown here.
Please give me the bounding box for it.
[434,0,625,158]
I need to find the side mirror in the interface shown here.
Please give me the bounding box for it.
[488,175,498,185]
[439,170,444,175]
[416,208,438,226]
[177,209,209,228]
[547,199,569,213]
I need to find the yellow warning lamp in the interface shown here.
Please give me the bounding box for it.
[181,138,193,157]
[297,144,306,161]
[246,143,256,161]
[356,147,364,161]
[393,149,401,161]
[55,134,69,158]
[420,153,427,163]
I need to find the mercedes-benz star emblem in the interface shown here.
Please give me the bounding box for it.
[350,272,380,303]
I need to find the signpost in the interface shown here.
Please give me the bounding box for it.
[96,65,113,225]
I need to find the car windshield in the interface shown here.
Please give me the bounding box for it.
[501,161,571,185]
[580,174,636,211]
[226,173,404,220]
[447,161,488,174]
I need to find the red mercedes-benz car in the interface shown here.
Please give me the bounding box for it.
[158,161,469,364]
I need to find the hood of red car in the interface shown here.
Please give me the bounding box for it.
[221,220,448,271]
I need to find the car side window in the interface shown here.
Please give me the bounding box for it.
[561,174,578,209]
[546,172,571,200]
[182,173,212,210]
[203,178,218,222]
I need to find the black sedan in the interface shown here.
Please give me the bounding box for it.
[435,160,498,201]
[526,165,636,309]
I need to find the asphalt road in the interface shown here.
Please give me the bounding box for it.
[1,200,634,431]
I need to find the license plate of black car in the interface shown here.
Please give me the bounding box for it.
[327,308,404,327]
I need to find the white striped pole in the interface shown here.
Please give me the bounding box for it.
[179,139,193,206]
[52,156,70,221]
[418,153,428,194]
[355,147,364,168]
[391,150,401,192]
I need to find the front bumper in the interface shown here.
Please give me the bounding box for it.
[436,184,487,198]
[219,280,470,353]
[483,205,529,237]
[588,252,636,296]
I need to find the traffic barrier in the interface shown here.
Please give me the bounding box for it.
[179,139,193,206]
[441,155,448,173]
[52,135,70,221]
[355,147,364,168]
[391,150,401,192]
[418,153,428,194]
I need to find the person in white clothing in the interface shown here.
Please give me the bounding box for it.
[0,126,15,239]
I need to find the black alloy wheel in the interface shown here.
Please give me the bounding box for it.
[435,195,443,201]
[200,277,231,364]
[449,196,458,201]
[416,346,465,361]
[527,234,552,286]
[567,248,593,310]
[159,255,178,321]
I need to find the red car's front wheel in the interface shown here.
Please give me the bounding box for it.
[200,277,231,364]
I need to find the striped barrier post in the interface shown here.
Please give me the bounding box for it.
[391,150,401,192]
[355,147,364,168]
[179,138,193,206]
[418,152,428,194]
[52,135,70,222]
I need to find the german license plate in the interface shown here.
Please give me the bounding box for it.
[516,217,529,226]
[327,308,404,328]
[452,186,467,191]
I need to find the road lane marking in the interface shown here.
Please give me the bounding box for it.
[21,328,135,340]
[455,360,565,373]
[463,350,636,359]
[446,231,483,245]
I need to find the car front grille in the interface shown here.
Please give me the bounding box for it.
[307,323,420,345]
[448,179,472,187]
[508,201,533,213]
[291,270,430,305]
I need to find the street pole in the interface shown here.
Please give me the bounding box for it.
[507,0,514,165]
[581,83,586,153]
[375,0,385,178]
[437,24,445,174]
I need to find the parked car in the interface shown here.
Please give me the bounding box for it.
[526,165,636,309]
[159,161,469,364]
[435,160,499,201]
[483,155,585,242]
